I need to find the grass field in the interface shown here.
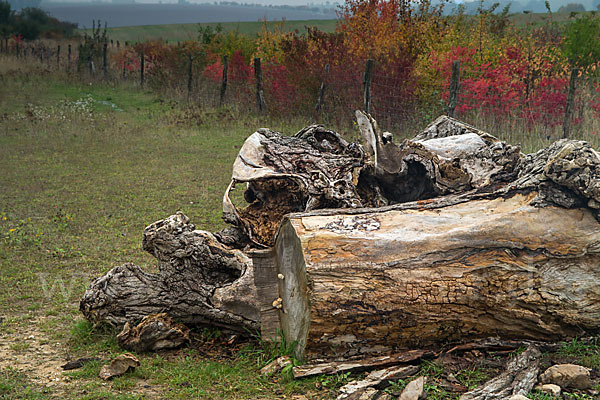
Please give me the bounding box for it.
[1,55,600,399]
[80,19,338,43]
[75,9,590,43]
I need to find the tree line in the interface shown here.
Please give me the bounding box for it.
[0,1,77,40]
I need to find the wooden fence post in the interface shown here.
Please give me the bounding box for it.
[563,68,579,139]
[103,42,108,78]
[254,57,266,112]
[39,46,43,64]
[140,50,145,87]
[448,60,460,118]
[219,55,228,106]
[68,44,72,71]
[89,45,95,74]
[314,63,330,119]
[56,45,60,68]
[77,44,82,73]
[363,59,374,114]
[187,54,193,99]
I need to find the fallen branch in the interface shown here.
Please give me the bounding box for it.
[459,345,541,400]
[293,350,432,379]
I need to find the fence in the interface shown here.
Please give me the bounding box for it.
[1,37,598,140]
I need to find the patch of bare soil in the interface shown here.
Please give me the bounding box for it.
[0,317,72,397]
[0,315,165,399]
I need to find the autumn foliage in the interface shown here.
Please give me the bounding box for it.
[107,1,600,130]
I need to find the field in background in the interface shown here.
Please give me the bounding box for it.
[80,19,338,43]
[77,11,580,43]
[43,2,336,29]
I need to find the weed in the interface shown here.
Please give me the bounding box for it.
[9,342,30,352]
[383,378,407,395]
[420,359,445,378]
[558,337,600,369]
[317,372,352,391]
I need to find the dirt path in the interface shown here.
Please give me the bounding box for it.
[0,316,164,399]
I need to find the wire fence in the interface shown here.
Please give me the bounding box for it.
[2,38,599,142]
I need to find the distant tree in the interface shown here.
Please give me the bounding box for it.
[561,13,600,137]
[0,0,15,39]
[558,3,586,13]
[7,0,41,11]
[14,7,47,39]
[562,13,600,70]
[11,7,76,40]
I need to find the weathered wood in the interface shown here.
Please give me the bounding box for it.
[563,68,578,139]
[363,59,374,114]
[80,212,259,332]
[293,350,432,379]
[140,50,145,86]
[314,63,330,118]
[459,345,541,399]
[274,190,600,360]
[267,120,600,360]
[117,313,190,352]
[82,113,600,361]
[220,55,228,106]
[337,365,419,400]
[223,125,366,247]
[254,57,266,112]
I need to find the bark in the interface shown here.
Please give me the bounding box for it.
[117,313,190,352]
[223,125,366,247]
[271,190,600,360]
[292,350,432,379]
[80,212,259,332]
[337,365,419,400]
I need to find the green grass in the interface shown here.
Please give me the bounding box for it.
[558,337,600,369]
[0,58,326,399]
[80,19,338,43]
[2,54,600,399]
[0,368,47,400]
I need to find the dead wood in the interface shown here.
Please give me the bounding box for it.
[337,365,419,400]
[80,212,260,332]
[459,345,541,399]
[61,357,100,370]
[81,113,600,364]
[117,313,190,352]
[98,353,140,380]
[292,350,432,379]
[223,125,367,247]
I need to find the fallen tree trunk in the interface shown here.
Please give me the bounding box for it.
[81,114,600,363]
[265,190,600,360]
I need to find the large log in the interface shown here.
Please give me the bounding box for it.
[255,118,600,360]
[268,190,600,361]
